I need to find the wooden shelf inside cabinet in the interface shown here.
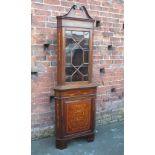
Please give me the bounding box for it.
[54,5,98,149]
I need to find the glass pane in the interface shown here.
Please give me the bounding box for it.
[65,30,90,82]
[84,75,88,81]
[84,32,89,39]
[84,50,89,63]
[65,47,71,64]
[79,64,88,75]
[66,38,76,48]
[65,31,72,38]
[80,39,89,50]
[72,71,83,81]
[65,67,76,76]
[72,31,84,42]
[66,76,71,82]
[72,47,83,66]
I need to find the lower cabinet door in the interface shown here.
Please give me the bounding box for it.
[64,98,93,135]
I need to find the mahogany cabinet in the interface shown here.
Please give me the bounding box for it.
[54,5,98,149]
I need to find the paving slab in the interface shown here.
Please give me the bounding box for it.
[32,121,124,155]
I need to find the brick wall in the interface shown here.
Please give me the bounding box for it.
[31,0,124,139]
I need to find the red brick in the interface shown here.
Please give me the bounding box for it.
[44,0,60,5]
[89,0,101,5]
[32,103,51,113]
[35,28,52,34]
[89,10,99,17]
[35,10,51,15]
[32,21,45,28]
[32,34,46,44]
[37,77,52,83]
[32,3,53,11]
[32,15,47,23]
[32,86,50,93]
[90,4,102,11]
[32,93,49,99]
[33,97,50,105]
[38,82,52,87]
[61,1,74,7]
[76,0,87,3]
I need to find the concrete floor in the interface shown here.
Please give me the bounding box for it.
[32,121,124,155]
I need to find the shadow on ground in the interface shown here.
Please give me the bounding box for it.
[32,121,124,155]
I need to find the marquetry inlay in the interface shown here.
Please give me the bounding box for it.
[65,99,91,134]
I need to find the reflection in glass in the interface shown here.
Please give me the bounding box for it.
[84,50,89,63]
[84,32,89,39]
[66,38,76,48]
[72,31,83,42]
[72,47,83,66]
[65,67,76,76]
[72,71,83,81]
[79,64,88,75]
[66,76,71,82]
[84,76,88,81]
[80,39,89,50]
[65,47,71,64]
[65,31,72,38]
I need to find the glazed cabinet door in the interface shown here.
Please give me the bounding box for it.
[64,30,91,83]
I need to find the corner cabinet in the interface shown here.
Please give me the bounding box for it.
[54,5,98,149]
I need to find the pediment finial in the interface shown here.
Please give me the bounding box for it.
[57,5,94,20]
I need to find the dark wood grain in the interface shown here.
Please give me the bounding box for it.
[55,86,97,149]
[54,5,97,149]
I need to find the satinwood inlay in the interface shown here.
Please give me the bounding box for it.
[65,99,91,134]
